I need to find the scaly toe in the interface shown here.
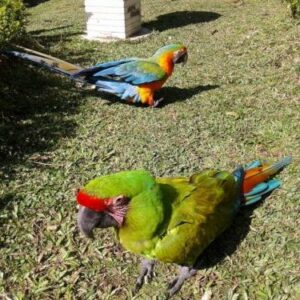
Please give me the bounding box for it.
[167,277,178,290]
[152,97,164,108]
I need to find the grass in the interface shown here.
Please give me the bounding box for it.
[0,0,299,299]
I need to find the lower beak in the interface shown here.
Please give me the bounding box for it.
[182,53,188,66]
[77,206,102,238]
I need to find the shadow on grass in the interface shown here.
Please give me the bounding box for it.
[24,0,49,8]
[0,193,24,248]
[84,84,219,107]
[25,30,84,53]
[144,11,221,31]
[160,85,219,106]
[32,31,83,47]
[0,193,18,211]
[23,29,93,65]
[28,25,73,36]
[0,193,23,230]
[0,57,81,179]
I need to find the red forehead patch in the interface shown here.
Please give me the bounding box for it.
[77,190,111,212]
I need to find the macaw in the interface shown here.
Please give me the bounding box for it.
[76,157,291,297]
[3,44,188,107]
[71,43,188,107]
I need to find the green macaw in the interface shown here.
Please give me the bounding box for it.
[76,157,291,297]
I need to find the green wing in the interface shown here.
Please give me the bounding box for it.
[109,169,238,266]
[153,170,238,265]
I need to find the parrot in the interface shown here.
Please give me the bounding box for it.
[71,43,188,107]
[3,44,188,107]
[76,156,291,297]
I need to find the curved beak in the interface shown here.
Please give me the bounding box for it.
[77,205,118,238]
[174,51,188,65]
[77,206,103,238]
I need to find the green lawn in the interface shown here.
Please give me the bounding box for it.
[0,0,299,299]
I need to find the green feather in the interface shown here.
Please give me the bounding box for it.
[83,170,156,199]
[153,170,238,265]
[83,169,239,265]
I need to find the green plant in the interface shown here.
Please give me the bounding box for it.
[0,0,26,47]
[285,0,300,17]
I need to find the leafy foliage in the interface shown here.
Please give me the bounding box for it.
[0,0,26,47]
[285,0,300,17]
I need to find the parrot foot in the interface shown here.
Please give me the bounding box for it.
[133,259,155,294]
[166,266,197,299]
[152,97,164,108]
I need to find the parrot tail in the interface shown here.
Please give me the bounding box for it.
[240,156,292,206]
[2,46,82,77]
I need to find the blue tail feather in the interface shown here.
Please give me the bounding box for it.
[243,196,262,206]
[244,182,269,197]
[237,157,291,207]
[244,160,262,170]
[242,180,280,207]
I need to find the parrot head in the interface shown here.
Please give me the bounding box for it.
[153,43,188,65]
[76,189,130,238]
[76,170,158,238]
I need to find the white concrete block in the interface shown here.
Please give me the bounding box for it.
[84,0,141,39]
[87,19,125,28]
[85,0,140,8]
[87,31,127,39]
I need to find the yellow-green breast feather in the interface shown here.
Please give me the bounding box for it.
[117,170,239,265]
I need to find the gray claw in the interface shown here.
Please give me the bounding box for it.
[152,97,164,108]
[166,266,197,298]
[133,259,155,294]
[167,277,178,290]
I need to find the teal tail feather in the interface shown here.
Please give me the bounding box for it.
[243,179,282,206]
[241,157,292,207]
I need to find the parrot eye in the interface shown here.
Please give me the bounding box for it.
[113,195,129,206]
[115,196,124,203]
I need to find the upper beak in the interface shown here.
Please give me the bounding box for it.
[181,52,188,66]
[174,51,188,65]
[77,206,102,238]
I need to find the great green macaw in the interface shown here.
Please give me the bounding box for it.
[76,157,291,297]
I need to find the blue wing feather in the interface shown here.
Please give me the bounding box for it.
[93,60,166,85]
[72,57,167,103]
[95,79,141,103]
[72,58,137,79]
